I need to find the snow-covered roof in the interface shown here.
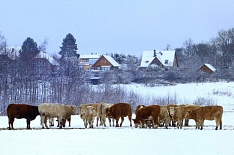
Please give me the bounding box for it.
[79,54,100,59]
[204,64,216,72]
[103,55,121,67]
[140,50,175,67]
[35,51,58,65]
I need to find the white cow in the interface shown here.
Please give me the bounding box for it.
[96,102,113,127]
[79,103,99,127]
[38,103,77,129]
[84,106,97,128]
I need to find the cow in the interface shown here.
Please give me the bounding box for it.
[169,105,201,129]
[159,106,170,129]
[135,104,154,128]
[79,103,99,127]
[106,103,132,127]
[84,106,97,128]
[133,105,160,129]
[96,102,113,127]
[7,104,39,130]
[38,103,77,129]
[167,104,179,126]
[185,105,223,130]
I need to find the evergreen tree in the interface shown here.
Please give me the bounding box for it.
[19,37,39,61]
[59,33,79,59]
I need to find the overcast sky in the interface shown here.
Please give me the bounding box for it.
[1,0,234,57]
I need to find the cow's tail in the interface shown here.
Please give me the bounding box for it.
[100,103,103,115]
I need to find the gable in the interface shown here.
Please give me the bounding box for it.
[198,64,216,74]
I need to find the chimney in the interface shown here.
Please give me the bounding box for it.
[154,49,156,57]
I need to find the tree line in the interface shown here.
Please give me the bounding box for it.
[0,27,234,114]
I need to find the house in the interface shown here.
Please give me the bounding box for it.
[198,63,216,74]
[92,55,121,71]
[139,50,178,69]
[79,54,100,70]
[33,51,58,79]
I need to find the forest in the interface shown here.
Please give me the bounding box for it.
[0,27,234,114]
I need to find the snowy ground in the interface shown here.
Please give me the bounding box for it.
[1,82,234,155]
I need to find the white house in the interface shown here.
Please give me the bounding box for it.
[139,50,178,68]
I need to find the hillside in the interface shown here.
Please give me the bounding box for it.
[120,81,234,111]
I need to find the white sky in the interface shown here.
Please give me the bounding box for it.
[1,0,234,57]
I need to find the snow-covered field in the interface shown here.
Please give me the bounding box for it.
[1,82,234,155]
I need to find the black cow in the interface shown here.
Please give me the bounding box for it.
[7,104,39,130]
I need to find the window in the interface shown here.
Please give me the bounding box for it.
[145,61,149,63]
[101,66,110,71]
[97,67,101,70]
[165,60,168,64]
[82,59,89,62]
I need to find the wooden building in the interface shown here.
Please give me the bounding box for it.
[198,64,216,74]
[92,55,120,70]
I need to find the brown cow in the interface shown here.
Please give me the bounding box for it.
[7,104,39,130]
[106,103,132,127]
[133,105,160,129]
[169,105,201,129]
[185,105,223,130]
[135,105,154,128]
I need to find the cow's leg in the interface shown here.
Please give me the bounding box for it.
[178,119,183,129]
[26,119,31,129]
[200,120,204,130]
[44,116,49,129]
[220,118,222,130]
[40,115,45,129]
[215,118,221,130]
[62,119,66,127]
[58,117,63,129]
[128,115,132,127]
[96,117,98,127]
[91,119,94,128]
[102,116,106,127]
[8,117,14,130]
[85,119,88,128]
[120,117,124,127]
[115,117,120,127]
[184,119,189,126]
[68,118,71,127]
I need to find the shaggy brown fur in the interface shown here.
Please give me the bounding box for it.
[106,103,132,127]
[185,105,223,130]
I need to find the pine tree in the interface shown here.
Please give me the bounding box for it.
[59,33,79,59]
[19,37,39,61]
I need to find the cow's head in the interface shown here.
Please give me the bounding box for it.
[169,107,175,117]
[132,119,140,128]
[86,106,94,116]
[71,105,78,115]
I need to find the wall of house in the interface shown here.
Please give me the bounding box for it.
[200,66,213,74]
[93,56,112,70]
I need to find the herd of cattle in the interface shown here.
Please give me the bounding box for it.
[5,102,223,130]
